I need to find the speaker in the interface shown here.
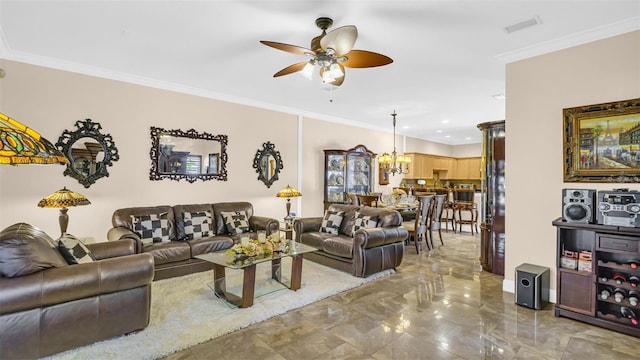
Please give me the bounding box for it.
[515,263,550,310]
[562,189,596,223]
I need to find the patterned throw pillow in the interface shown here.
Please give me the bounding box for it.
[57,234,96,264]
[221,210,250,235]
[184,211,212,240]
[132,213,171,245]
[320,210,345,235]
[352,211,379,236]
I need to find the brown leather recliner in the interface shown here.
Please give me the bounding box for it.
[294,204,407,277]
[108,202,280,280]
[0,223,154,359]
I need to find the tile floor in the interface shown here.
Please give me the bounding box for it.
[162,230,640,360]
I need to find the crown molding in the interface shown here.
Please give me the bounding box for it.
[495,16,640,64]
[0,40,393,136]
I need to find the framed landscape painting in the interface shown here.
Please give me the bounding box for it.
[563,98,640,182]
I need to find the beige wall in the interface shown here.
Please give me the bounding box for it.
[0,60,476,240]
[506,30,640,292]
[450,143,483,158]
[405,135,456,156]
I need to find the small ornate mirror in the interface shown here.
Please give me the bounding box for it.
[149,127,228,183]
[57,119,119,188]
[252,141,283,188]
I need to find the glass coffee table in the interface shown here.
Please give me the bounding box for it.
[195,242,317,308]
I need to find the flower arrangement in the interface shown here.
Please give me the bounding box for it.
[392,188,406,197]
[391,188,407,203]
[227,234,288,258]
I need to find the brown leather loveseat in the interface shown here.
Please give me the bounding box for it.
[294,204,407,277]
[0,223,154,359]
[108,202,279,280]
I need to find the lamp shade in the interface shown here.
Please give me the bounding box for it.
[276,185,302,198]
[38,187,91,209]
[0,112,68,165]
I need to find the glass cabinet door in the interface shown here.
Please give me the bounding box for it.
[325,153,346,204]
[345,154,371,194]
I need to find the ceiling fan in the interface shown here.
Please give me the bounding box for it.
[260,17,393,86]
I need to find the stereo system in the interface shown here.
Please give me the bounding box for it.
[562,189,596,224]
[597,189,640,228]
[562,188,640,227]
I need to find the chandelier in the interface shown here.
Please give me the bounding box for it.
[379,111,410,175]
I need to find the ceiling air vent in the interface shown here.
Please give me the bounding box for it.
[504,16,542,34]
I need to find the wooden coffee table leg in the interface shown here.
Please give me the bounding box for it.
[290,254,304,291]
[213,263,257,308]
[240,264,256,308]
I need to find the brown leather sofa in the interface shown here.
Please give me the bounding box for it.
[0,223,154,359]
[107,202,280,280]
[294,204,407,277]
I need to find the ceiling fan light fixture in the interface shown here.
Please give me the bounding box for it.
[321,69,335,83]
[300,62,315,80]
[328,63,343,78]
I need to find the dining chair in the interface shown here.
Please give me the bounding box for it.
[356,194,379,207]
[440,189,455,232]
[401,195,434,254]
[347,193,360,206]
[452,188,478,235]
[368,192,382,206]
[428,194,447,248]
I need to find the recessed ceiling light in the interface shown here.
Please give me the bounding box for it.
[402,125,410,129]
[444,135,451,138]
[492,93,506,100]
[441,119,449,124]
[435,129,443,133]
[465,137,472,140]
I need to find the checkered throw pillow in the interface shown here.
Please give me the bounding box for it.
[57,234,96,264]
[131,212,171,245]
[320,210,345,235]
[221,210,250,235]
[184,211,212,240]
[352,211,379,236]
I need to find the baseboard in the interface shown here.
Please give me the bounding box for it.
[502,279,557,304]
[503,279,514,293]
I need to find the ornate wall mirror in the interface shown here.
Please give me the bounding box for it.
[252,141,283,188]
[149,127,228,183]
[57,119,119,188]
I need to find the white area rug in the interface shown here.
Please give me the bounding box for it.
[45,259,392,360]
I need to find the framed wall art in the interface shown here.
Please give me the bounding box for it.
[379,163,389,185]
[563,98,640,182]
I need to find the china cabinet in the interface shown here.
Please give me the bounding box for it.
[323,145,376,209]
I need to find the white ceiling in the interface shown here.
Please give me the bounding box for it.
[1,1,639,145]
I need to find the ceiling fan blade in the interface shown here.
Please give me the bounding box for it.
[320,25,357,56]
[341,50,393,68]
[273,62,308,77]
[260,41,313,56]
